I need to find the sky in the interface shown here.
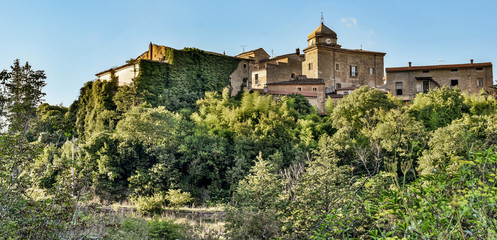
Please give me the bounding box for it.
[1,0,496,106]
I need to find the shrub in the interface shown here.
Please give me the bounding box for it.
[165,189,193,208]
[133,193,165,215]
[147,219,183,240]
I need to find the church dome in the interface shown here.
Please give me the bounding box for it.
[308,23,337,40]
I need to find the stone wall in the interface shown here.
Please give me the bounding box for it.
[386,64,494,100]
[266,83,325,113]
[266,55,302,84]
[230,60,250,96]
[303,46,385,91]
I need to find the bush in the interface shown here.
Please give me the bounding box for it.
[133,193,165,215]
[165,189,193,208]
[112,218,183,240]
[148,219,183,240]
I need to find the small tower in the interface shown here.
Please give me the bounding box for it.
[307,23,340,48]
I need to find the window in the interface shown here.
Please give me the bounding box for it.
[450,69,458,72]
[350,66,358,77]
[423,80,430,93]
[369,67,374,75]
[336,63,339,71]
[476,67,483,71]
[422,70,430,73]
[243,63,247,69]
[255,74,259,84]
[451,79,458,87]
[477,78,484,87]
[308,62,313,70]
[336,83,342,89]
[291,73,296,78]
[395,82,403,95]
[313,87,317,92]
[297,87,302,91]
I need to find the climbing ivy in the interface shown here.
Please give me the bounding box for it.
[135,47,241,110]
[68,78,119,139]
[69,46,241,139]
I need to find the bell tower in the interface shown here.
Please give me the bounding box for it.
[307,22,340,48]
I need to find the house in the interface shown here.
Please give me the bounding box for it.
[302,23,386,93]
[96,43,252,96]
[236,48,304,90]
[385,61,494,100]
[264,75,326,113]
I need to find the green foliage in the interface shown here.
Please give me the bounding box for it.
[115,103,180,145]
[165,189,193,207]
[409,86,469,131]
[133,48,240,109]
[132,193,166,215]
[282,134,353,238]
[373,149,497,239]
[225,153,282,240]
[284,93,316,116]
[113,217,183,240]
[70,79,119,139]
[331,86,400,131]
[0,59,47,133]
[464,92,497,116]
[133,60,169,106]
[25,103,71,143]
[148,219,183,240]
[417,114,497,176]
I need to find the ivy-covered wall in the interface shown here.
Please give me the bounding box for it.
[69,46,242,139]
[134,47,241,109]
[69,78,119,139]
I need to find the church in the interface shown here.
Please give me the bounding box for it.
[237,21,386,112]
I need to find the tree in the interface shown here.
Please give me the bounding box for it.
[409,86,469,131]
[225,153,282,240]
[283,134,353,238]
[0,59,46,133]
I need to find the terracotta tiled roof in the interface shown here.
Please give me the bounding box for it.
[266,78,324,85]
[308,23,337,40]
[386,62,492,72]
[95,62,136,77]
[304,45,386,55]
[336,86,358,91]
[236,48,267,57]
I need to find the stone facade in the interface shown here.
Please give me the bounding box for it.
[251,53,303,89]
[236,48,304,90]
[96,43,251,96]
[302,23,385,92]
[264,76,326,113]
[238,23,386,95]
[386,61,494,100]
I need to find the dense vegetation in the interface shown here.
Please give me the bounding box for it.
[2,58,497,239]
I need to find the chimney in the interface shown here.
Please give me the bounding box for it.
[296,48,300,55]
[408,62,412,68]
[149,42,153,60]
[470,59,474,65]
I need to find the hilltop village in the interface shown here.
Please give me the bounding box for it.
[96,22,494,113]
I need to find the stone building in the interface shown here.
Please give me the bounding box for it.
[385,61,494,101]
[96,43,251,95]
[240,22,387,113]
[302,23,386,93]
[264,75,326,113]
[96,62,139,86]
[236,48,304,90]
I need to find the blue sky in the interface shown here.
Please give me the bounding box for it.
[1,0,496,106]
